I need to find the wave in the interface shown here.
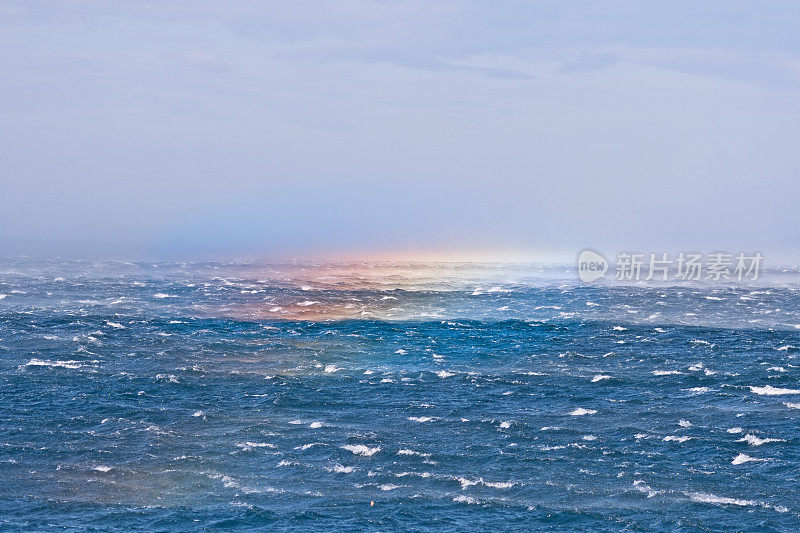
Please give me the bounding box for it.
[750,385,800,395]
[341,445,380,457]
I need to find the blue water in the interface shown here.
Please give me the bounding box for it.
[2,260,800,531]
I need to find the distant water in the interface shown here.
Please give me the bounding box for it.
[2,259,800,531]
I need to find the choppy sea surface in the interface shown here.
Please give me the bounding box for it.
[2,259,800,531]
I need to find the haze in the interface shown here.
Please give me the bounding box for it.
[1,1,799,260]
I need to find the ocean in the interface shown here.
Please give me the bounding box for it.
[1,259,799,531]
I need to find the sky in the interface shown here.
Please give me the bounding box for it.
[1,1,799,260]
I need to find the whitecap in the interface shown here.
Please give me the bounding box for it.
[591,374,611,382]
[24,359,83,370]
[436,370,454,378]
[688,492,753,507]
[407,416,434,423]
[750,385,800,395]
[732,453,763,465]
[238,442,276,451]
[397,449,431,457]
[687,492,787,513]
[633,480,661,498]
[739,434,784,446]
[569,408,597,416]
[395,471,432,478]
[484,480,515,489]
[309,421,323,428]
[652,370,682,376]
[663,436,691,443]
[341,444,380,457]
[456,477,481,489]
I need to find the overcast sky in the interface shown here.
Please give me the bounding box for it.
[1,1,799,260]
